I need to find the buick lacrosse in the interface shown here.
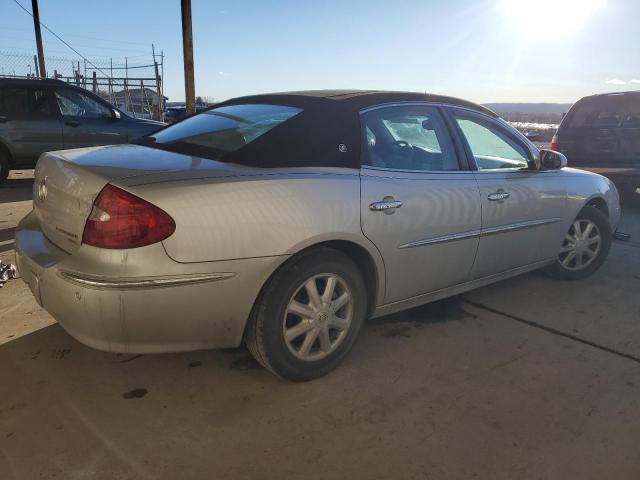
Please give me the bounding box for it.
[15,91,621,381]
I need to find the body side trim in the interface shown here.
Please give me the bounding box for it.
[399,217,562,250]
[59,271,236,289]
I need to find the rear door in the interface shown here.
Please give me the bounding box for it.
[53,87,129,148]
[0,84,62,166]
[359,104,481,304]
[447,107,567,279]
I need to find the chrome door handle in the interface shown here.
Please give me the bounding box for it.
[487,192,510,201]
[370,199,403,211]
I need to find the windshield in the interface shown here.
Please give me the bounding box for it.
[145,103,302,158]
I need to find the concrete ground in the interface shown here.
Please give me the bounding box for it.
[1,171,639,480]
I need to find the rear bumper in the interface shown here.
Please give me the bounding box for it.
[15,211,286,354]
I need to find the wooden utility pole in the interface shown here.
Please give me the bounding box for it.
[181,0,195,115]
[31,0,46,78]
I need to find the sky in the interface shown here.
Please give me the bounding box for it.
[1,0,639,104]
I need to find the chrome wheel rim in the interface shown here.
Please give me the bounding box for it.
[283,273,353,361]
[558,219,601,271]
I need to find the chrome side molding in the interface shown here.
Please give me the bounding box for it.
[59,271,236,289]
[399,218,563,249]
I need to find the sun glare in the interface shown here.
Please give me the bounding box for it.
[498,0,606,36]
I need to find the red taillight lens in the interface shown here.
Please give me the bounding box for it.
[82,184,176,249]
[549,133,559,151]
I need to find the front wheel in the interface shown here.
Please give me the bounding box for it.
[245,248,367,381]
[544,206,612,280]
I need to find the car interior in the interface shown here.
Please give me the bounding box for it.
[362,109,459,171]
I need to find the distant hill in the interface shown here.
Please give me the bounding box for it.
[483,103,573,123]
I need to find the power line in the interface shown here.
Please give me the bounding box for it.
[10,0,112,78]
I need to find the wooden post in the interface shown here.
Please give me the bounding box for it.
[31,0,46,78]
[181,0,195,115]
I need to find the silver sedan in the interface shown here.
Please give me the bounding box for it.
[15,91,621,381]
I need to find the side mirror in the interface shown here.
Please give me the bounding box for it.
[111,109,121,120]
[538,149,567,170]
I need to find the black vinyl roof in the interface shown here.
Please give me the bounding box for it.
[218,89,497,117]
[213,90,495,169]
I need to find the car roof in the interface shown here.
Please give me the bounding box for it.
[0,77,69,87]
[579,90,640,101]
[219,89,498,117]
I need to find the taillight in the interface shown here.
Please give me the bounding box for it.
[82,184,176,249]
[549,133,559,151]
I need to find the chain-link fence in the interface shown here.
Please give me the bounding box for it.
[0,51,164,120]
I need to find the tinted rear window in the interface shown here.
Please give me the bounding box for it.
[0,86,51,116]
[149,104,302,156]
[566,94,640,129]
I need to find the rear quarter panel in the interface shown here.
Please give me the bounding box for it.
[122,173,385,296]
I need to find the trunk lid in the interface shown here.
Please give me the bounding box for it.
[32,144,265,252]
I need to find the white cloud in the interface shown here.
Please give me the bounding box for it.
[606,79,627,85]
[218,71,231,76]
[630,79,640,84]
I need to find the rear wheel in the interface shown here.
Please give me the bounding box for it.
[544,206,611,280]
[245,248,367,381]
[0,150,10,184]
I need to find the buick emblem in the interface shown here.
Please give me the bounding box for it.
[37,176,48,203]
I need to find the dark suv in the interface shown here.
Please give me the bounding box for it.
[0,78,164,183]
[551,91,640,205]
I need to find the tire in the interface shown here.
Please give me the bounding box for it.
[245,248,367,381]
[0,150,10,185]
[544,206,612,280]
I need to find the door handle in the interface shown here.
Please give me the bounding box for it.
[370,198,403,212]
[0,115,7,123]
[488,192,510,201]
[65,120,80,127]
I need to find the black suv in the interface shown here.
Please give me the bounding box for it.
[0,78,164,183]
[551,91,640,205]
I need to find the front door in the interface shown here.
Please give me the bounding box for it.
[448,108,567,279]
[0,84,62,166]
[53,87,129,148]
[359,104,481,304]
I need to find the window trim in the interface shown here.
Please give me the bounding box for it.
[443,106,538,173]
[358,102,469,173]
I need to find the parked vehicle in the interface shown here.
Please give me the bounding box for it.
[163,104,210,123]
[0,78,164,182]
[551,91,640,205]
[15,90,620,381]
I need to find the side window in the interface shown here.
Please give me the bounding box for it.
[0,87,51,116]
[55,89,111,118]
[453,114,529,170]
[360,105,459,171]
[622,97,640,127]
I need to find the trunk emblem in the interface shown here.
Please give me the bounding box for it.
[37,177,48,203]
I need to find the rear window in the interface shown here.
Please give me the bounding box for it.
[149,104,302,156]
[565,94,640,129]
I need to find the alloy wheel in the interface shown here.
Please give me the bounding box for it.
[283,273,354,361]
[558,219,602,271]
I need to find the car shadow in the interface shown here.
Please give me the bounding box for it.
[0,177,33,203]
